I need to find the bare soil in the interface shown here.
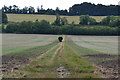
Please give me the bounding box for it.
[1,55,29,74]
[57,65,70,78]
[82,54,119,78]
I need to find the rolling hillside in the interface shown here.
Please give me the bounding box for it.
[7,14,106,24]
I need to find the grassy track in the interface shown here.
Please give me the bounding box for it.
[5,36,100,78]
[7,14,106,24]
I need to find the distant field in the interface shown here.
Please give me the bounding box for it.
[2,34,58,55]
[70,36,118,54]
[7,14,106,24]
[2,34,118,55]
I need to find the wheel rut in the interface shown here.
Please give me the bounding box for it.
[54,41,70,78]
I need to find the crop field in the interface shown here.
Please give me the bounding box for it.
[2,34,58,55]
[7,14,106,24]
[70,36,118,54]
[1,34,119,78]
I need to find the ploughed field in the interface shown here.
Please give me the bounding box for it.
[1,34,119,78]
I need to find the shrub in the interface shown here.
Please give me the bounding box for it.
[109,19,120,27]
[100,16,120,27]
[33,20,51,34]
[79,15,97,25]
[18,21,34,33]
[5,24,19,33]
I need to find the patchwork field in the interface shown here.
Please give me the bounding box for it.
[7,14,106,24]
[1,34,119,78]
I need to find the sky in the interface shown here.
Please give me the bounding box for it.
[0,0,120,10]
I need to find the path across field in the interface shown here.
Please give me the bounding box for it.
[1,35,119,78]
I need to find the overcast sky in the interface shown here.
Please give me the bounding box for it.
[1,0,120,10]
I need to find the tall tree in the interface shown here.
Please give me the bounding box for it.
[22,7,28,14]
[12,5,19,13]
[79,15,90,25]
[28,6,35,14]
[61,17,68,25]
[8,6,12,13]
[2,12,8,24]
[79,15,97,25]
[53,14,61,26]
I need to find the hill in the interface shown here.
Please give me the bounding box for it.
[7,14,106,24]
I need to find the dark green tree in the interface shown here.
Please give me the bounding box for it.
[33,20,50,34]
[89,18,97,25]
[79,15,89,25]
[5,24,19,33]
[22,7,28,14]
[28,6,35,14]
[109,19,120,27]
[53,15,61,26]
[18,21,33,33]
[61,17,68,25]
[100,16,111,25]
[68,2,118,16]
[100,16,120,27]
[79,15,96,25]
[0,25,5,33]
[8,6,12,13]
[2,13,8,24]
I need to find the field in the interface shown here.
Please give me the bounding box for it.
[70,36,118,54]
[2,34,58,55]
[1,34,119,78]
[7,14,106,24]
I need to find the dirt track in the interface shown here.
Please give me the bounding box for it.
[55,42,70,78]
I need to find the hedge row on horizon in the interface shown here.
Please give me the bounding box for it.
[1,14,119,35]
[2,20,119,35]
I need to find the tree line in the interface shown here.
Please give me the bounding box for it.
[2,12,120,27]
[69,2,119,16]
[2,2,119,16]
[79,15,120,27]
[2,5,68,15]
[2,15,119,35]
[2,21,118,35]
